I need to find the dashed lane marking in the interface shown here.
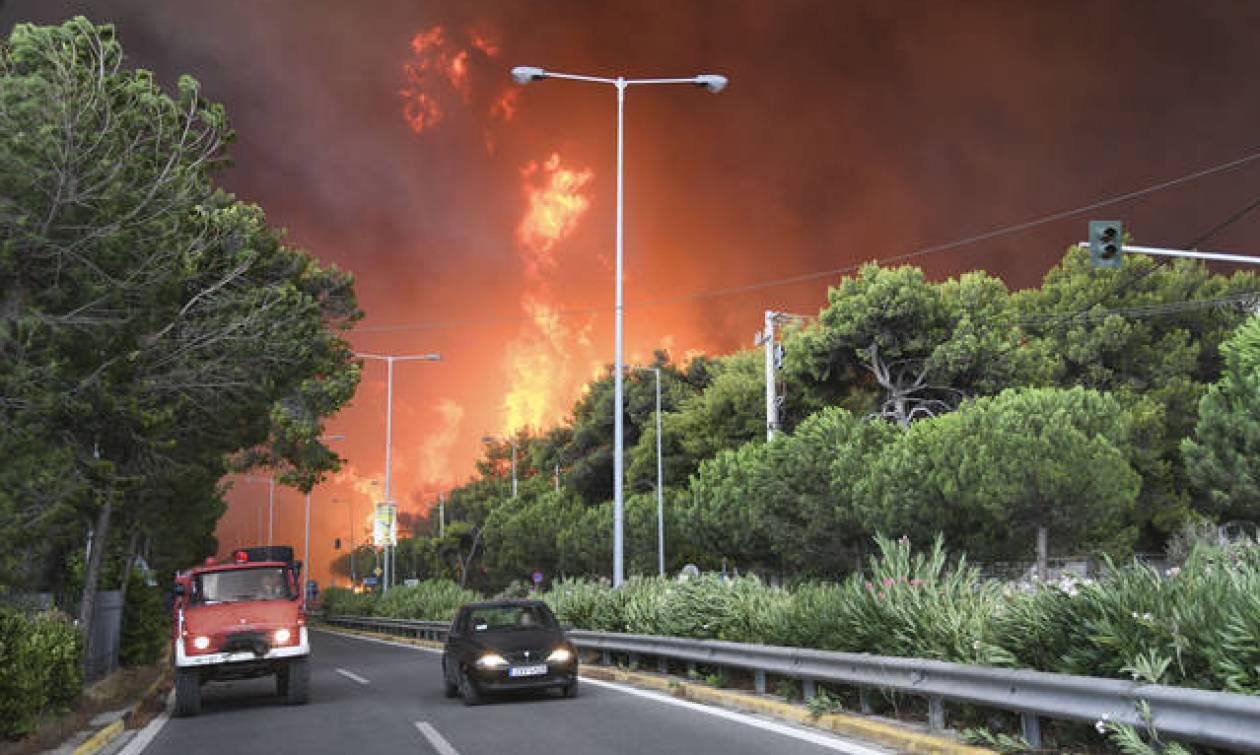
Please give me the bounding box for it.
[415,721,461,755]
[335,668,370,685]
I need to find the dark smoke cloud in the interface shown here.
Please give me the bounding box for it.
[4,0,1259,583]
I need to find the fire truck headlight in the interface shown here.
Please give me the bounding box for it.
[192,635,211,651]
[274,628,292,645]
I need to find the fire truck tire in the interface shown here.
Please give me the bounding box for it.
[175,670,201,717]
[283,658,310,705]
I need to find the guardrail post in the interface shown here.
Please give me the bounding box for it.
[801,679,816,700]
[658,657,668,674]
[602,650,612,666]
[1021,713,1042,747]
[859,688,873,714]
[754,670,766,694]
[629,652,639,670]
[927,696,945,730]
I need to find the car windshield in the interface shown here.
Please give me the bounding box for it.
[194,567,292,604]
[467,605,555,632]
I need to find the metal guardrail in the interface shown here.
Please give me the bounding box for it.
[322,615,1260,752]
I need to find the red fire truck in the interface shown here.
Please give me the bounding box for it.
[171,546,310,716]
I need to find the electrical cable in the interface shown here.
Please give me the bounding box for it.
[354,147,1260,335]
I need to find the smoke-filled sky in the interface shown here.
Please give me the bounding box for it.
[5,0,1260,586]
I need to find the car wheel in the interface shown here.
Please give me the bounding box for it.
[442,662,459,698]
[562,678,579,699]
[174,669,201,717]
[284,658,310,705]
[459,668,483,706]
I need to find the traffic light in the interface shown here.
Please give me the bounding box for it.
[1089,220,1123,268]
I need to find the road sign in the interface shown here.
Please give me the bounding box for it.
[373,501,397,546]
[532,571,543,586]
[374,566,383,577]
[363,577,377,586]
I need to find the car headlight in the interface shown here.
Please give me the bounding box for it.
[192,635,211,651]
[274,628,292,645]
[475,652,509,669]
[547,647,573,664]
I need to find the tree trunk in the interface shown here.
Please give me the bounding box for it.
[79,489,114,669]
[1035,524,1049,582]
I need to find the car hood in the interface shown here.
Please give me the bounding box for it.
[468,628,565,653]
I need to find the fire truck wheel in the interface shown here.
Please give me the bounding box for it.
[283,658,310,705]
[276,668,289,697]
[175,670,201,717]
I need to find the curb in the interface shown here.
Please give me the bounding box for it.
[70,671,170,755]
[320,624,992,754]
[72,719,123,755]
[581,666,993,755]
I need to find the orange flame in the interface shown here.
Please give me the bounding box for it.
[490,87,519,123]
[469,30,500,58]
[516,153,595,273]
[503,153,597,432]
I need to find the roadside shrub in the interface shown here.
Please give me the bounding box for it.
[621,575,790,643]
[321,586,377,617]
[781,535,1009,664]
[374,580,480,621]
[544,577,624,631]
[994,539,1260,691]
[0,608,83,740]
[119,571,168,666]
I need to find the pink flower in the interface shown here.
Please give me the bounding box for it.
[864,581,874,591]
[883,577,895,587]
[910,579,922,588]
[876,591,886,601]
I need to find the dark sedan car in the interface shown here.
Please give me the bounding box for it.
[442,599,578,705]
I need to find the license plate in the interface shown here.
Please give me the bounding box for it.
[508,664,548,677]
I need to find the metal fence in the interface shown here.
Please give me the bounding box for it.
[323,614,1260,752]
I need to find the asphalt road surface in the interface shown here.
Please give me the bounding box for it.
[132,629,892,755]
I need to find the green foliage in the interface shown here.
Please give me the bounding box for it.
[858,387,1140,563]
[119,571,168,666]
[373,580,480,621]
[320,586,377,617]
[544,577,623,631]
[1183,314,1260,522]
[1099,700,1195,755]
[958,728,1033,753]
[805,688,843,719]
[0,608,82,740]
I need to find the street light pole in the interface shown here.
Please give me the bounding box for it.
[510,66,726,587]
[355,352,441,592]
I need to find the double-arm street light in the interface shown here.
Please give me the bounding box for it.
[510,66,727,586]
[355,352,441,592]
[480,433,518,498]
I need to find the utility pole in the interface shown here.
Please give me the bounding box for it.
[438,490,445,538]
[760,311,778,441]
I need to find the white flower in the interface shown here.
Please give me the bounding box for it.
[1095,713,1111,735]
[1166,567,1181,577]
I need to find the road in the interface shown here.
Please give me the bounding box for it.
[130,629,892,755]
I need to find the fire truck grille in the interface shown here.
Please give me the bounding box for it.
[222,631,269,656]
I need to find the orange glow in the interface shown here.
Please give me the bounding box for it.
[490,87,519,122]
[516,153,595,273]
[446,50,470,101]
[469,30,500,58]
[402,91,442,134]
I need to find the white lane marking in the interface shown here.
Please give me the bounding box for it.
[116,691,173,755]
[415,721,462,755]
[336,667,371,685]
[580,678,888,755]
[321,628,887,754]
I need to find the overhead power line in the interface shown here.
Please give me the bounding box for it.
[355,147,1260,335]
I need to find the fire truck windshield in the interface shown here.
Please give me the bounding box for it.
[194,567,293,603]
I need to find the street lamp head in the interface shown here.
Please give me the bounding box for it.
[695,74,728,93]
[511,66,546,85]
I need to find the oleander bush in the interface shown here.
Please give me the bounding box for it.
[0,608,83,740]
[338,535,1260,694]
[320,586,377,616]
[374,580,480,621]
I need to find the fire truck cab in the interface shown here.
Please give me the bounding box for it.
[172,546,310,716]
